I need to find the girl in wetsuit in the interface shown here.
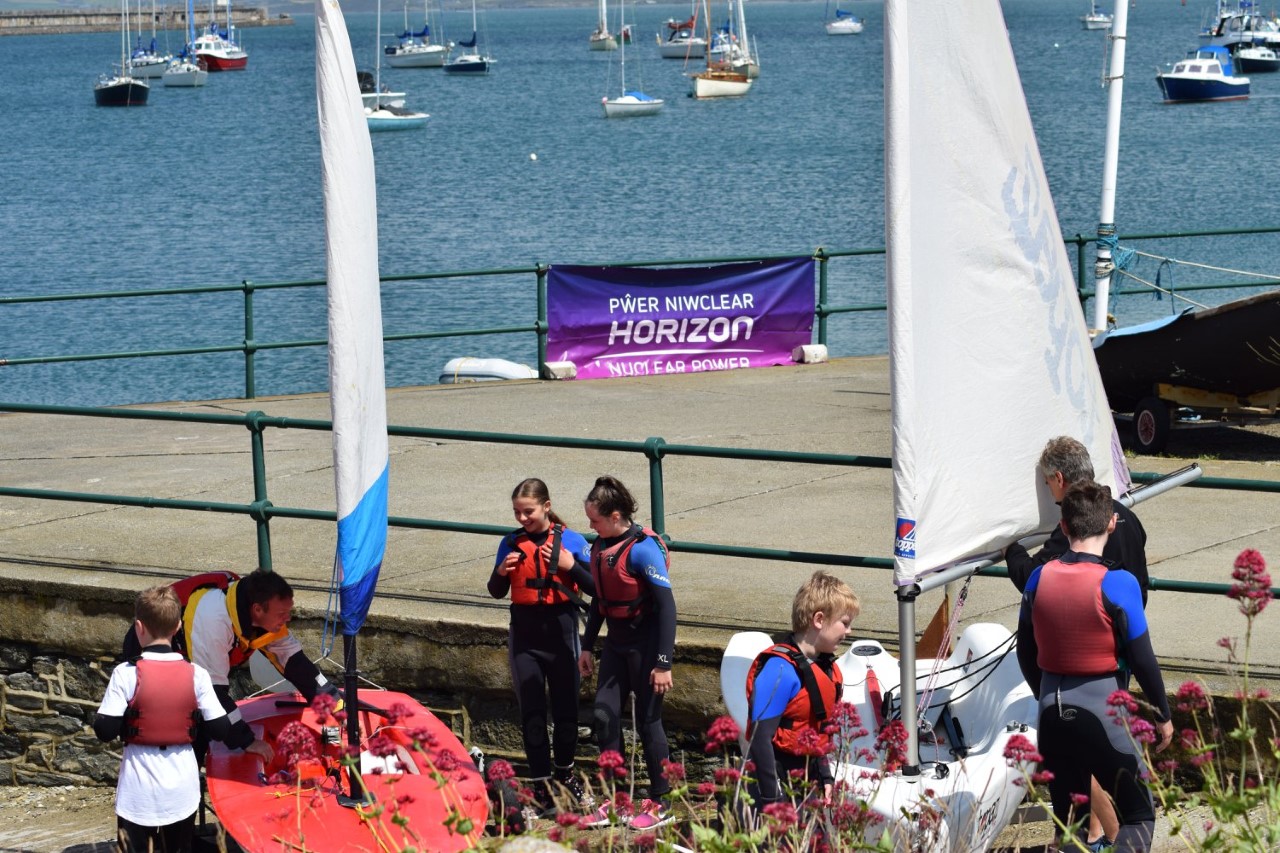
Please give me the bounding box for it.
[488,478,594,811]
[578,475,677,831]
[1017,481,1174,853]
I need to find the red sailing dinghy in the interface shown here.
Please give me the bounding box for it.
[206,0,487,848]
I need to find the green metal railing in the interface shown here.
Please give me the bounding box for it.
[5,228,1275,400]
[0,402,1276,599]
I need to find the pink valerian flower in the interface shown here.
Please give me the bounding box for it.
[406,726,438,748]
[1175,681,1209,713]
[385,702,415,726]
[597,750,626,778]
[1228,549,1272,617]
[1106,690,1139,715]
[762,801,799,834]
[1070,793,1090,806]
[1190,750,1216,768]
[661,758,686,784]
[696,781,717,797]
[1031,770,1055,784]
[485,759,516,784]
[547,827,565,843]
[1002,733,1043,766]
[612,792,635,817]
[632,833,657,849]
[794,726,831,758]
[366,733,399,758]
[875,720,909,773]
[705,715,741,752]
[823,701,866,738]
[1127,717,1156,744]
[310,693,338,720]
[554,811,580,828]
[714,766,742,785]
[435,749,461,772]
[276,720,320,769]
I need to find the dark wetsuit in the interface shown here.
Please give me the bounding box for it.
[1018,551,1171,853]
[582,533,676,798]
[1006,498,1149,603]
[488,526,593,781]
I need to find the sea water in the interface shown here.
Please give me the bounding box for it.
[2,0,1278,406]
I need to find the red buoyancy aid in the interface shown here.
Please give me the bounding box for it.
[590,525,668,621]
[1032,558,1119,675]
[746,642,844,756]
[507,525,583,607]
[124,658,200,747]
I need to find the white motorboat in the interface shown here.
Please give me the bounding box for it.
[1156,45,1250,102]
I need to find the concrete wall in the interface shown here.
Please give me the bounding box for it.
[0,577,726,788]
[0,7,290,36]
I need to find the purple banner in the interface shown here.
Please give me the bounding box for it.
[546,258,815,380]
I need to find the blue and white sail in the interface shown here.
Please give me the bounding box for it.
[885,0,1120,588]
[316,0,390,637]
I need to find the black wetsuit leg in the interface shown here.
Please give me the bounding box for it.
[1039,674,1155,852]
[509,604,581,779]
[592,637,670,799]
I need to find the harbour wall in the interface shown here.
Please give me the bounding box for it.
[0,575,724,788]
[0,7,291,36]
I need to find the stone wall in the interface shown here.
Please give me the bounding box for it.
[0,579,727,788]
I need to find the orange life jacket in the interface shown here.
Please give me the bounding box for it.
[590,525,668,621]
[174,571,290,670]
[746,641,843,756]
[505,524,584,607]
[124,658,199,747]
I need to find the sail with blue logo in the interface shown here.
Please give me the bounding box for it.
[885,0,1121,587]
[317,0,390,637]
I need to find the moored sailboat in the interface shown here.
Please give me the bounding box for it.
[443,0,493,74]
[385,0,449,67]
[205,1,483,848]
[589,0,618,50]
[689,0,749,98]
[368,0,429,129]
[163,0,208,87]
[603,0,663,116]
[94,0,149,106]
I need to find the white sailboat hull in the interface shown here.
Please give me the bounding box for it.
[690,70,751,98]
[1081,13,1113,29]
[127,55,171,78]
[162,59,208,86]
[589,30,618,50]
[366,107,430,130]
[362,90,406,108]
[602,94,664,117]
[659,37,706,58]
[385,43,448,66]
[826,17,864,34]
[721,623,1037,852]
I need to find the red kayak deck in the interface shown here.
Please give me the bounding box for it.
[207,690,487,852]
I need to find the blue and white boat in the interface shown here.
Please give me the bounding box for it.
[1156,45,1250,102]
[443,0,494,74]
[825,7,864,34]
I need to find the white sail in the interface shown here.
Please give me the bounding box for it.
[316,0,390,636]
[885,0,1119,587]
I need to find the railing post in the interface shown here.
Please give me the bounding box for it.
[245,410,274,571]
[644,437,667,537]
[536,264,549,377]
[815,248,829,346]
[243,280,257,399]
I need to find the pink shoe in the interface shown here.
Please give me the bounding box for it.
[582,800,615,828]
[628,802,673,830]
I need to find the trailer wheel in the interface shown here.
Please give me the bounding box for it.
[1133,397,1170,454]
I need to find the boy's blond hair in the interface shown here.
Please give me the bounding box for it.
[791,570,860,634]
[135,585,182,640]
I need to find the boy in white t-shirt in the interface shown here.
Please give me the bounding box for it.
[94,585,232,853]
